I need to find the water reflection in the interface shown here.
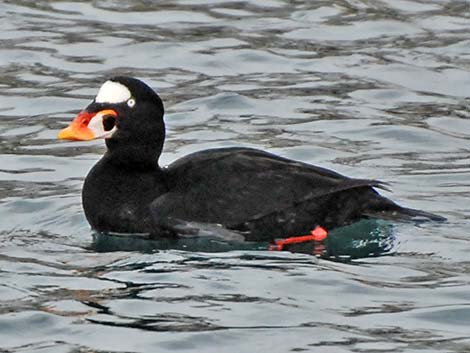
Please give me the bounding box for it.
[92,219,395,262]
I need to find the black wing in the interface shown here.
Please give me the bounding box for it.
[150,147,388,240]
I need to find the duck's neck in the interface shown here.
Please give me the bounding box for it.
[104,139,163,170]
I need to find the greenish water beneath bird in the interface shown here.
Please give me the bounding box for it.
[0,1,469,352]
[91,219,395,262]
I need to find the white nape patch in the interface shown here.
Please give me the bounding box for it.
[95,80,131,104]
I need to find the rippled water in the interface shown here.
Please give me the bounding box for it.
[1,1,470,352]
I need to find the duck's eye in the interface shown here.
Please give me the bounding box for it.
[102,115,116,131]
[127,98,136,108]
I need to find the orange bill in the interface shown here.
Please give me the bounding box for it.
[58,109,117,141]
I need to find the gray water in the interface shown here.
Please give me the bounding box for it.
[1,1,470,352]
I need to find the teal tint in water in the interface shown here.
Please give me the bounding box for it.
[1,1,470,352]
[325,220,395,260]
[91,220,394,261]
[91,231,270,253]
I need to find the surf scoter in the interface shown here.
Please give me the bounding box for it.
[58,76,445,242]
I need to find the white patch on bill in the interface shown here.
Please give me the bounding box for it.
[95,80,131,104]
[88,112,117,139]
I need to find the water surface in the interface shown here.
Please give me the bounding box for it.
[1,1,470,352]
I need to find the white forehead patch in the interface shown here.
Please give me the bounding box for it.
[95,80,131,104]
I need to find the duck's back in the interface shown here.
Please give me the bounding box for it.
[153,147,390,241]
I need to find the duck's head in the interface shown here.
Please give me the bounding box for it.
[58,77,165,165]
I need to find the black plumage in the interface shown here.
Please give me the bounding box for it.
[60,76,445,242]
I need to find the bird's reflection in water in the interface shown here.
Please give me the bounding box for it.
[91,219,395,262]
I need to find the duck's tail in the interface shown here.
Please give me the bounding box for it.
[365,202,446,223]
